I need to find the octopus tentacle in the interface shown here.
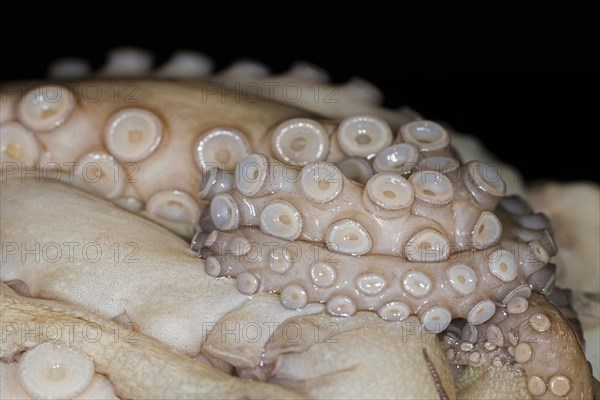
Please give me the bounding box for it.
[199,153,518,258]
[441,292,592,399]
[192,218,549,331]
[1,48,595,399]
[49,47,420,129]
[1,77,421,236]
[1,80,318,233]
[0,284,306,399]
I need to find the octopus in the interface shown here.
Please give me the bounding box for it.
[0,48,597,399]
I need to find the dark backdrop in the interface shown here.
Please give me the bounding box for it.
[1,3,594,183]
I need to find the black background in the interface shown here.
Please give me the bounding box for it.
[1,3,595,183]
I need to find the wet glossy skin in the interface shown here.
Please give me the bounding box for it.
[0,53,593,398]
